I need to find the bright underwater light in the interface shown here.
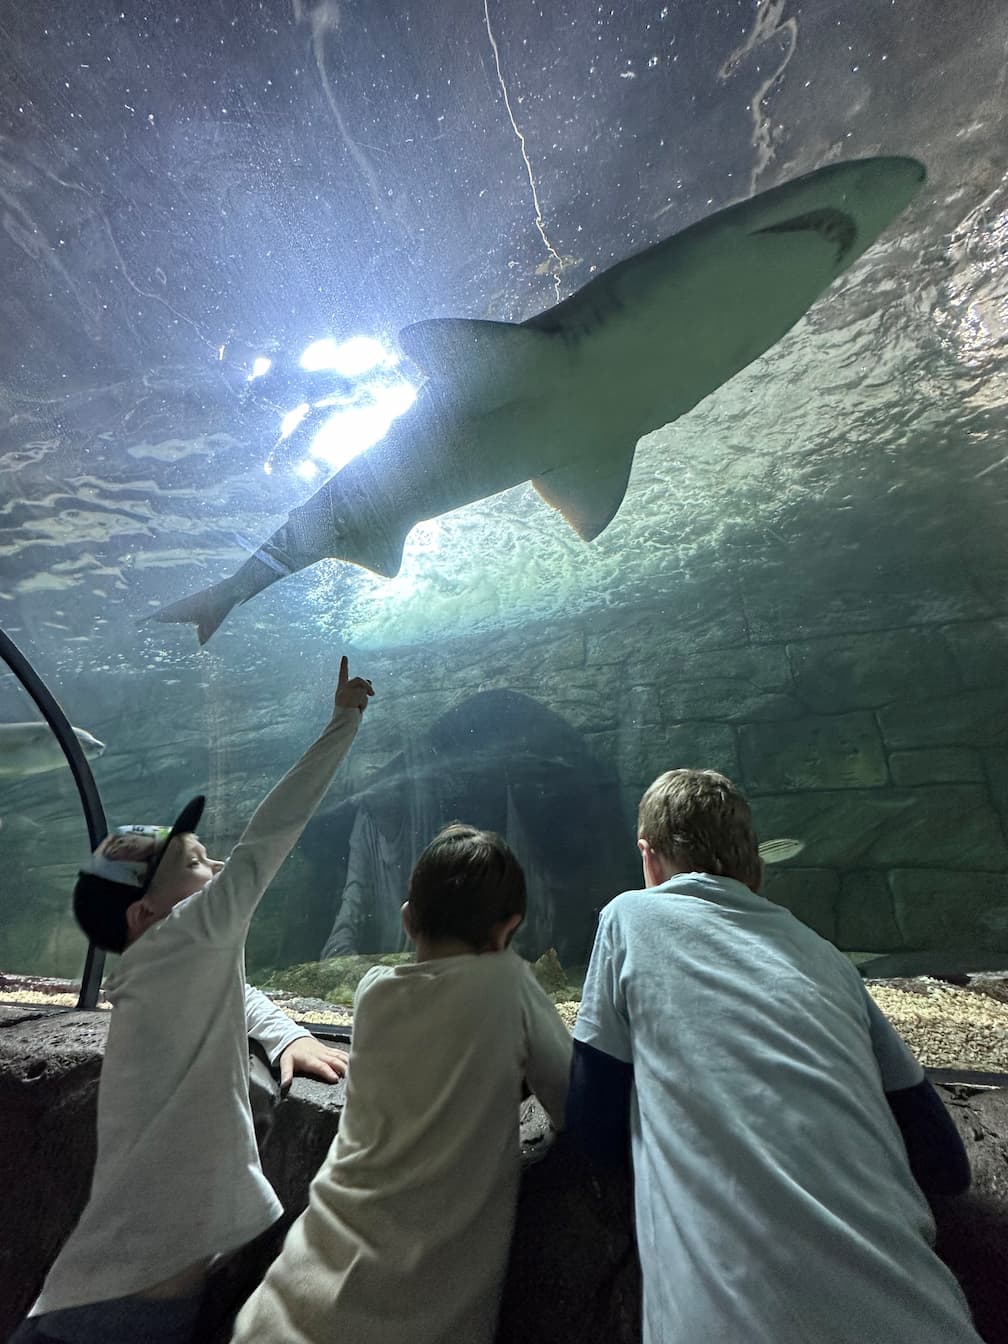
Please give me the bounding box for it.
[260,334,417,478]
[300,335,388,377]
[280,403,311,439]
[249,356,272,380]
[309,379,417,471]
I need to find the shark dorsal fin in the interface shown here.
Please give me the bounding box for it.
[398,318,559,405]
[532,450,637,542]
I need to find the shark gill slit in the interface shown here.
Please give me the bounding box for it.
[753,208,858,263]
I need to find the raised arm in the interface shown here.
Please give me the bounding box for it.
[196,657,374,944]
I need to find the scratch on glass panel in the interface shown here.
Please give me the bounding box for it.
[719,0,798,193]
[483,0,564,301]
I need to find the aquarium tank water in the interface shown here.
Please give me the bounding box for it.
[0,0,1007,1007]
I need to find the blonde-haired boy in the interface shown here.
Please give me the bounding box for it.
[12,657,373,1344]
[568,767,981,1344]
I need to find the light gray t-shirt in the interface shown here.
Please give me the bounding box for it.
[575,873,981,1344]
[31,707,360,1314]
[232,948,574,1344]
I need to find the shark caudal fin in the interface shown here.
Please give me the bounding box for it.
[398,318,562,409]
[531,449,638,542]
[147,577,243,646]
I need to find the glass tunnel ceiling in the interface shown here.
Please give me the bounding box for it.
[0,0,1006,674]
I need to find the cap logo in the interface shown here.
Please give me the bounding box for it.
[84,825,171,891]
[77,796,206,898]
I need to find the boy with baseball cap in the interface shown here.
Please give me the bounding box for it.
[12,655,373,1344]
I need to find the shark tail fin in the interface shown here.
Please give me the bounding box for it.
[531,447,637,542]
[146,577,243,646]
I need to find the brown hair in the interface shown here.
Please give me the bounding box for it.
[637,769,762,891]
[407,822,527,949]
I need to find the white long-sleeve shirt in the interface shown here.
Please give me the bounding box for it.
[31,707,360,1314]
[244,982,313,1063]
[232,948,573,1344]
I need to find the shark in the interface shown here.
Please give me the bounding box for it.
[0,722,105,779]
[857,951,1008,981]
[152,155,926,644]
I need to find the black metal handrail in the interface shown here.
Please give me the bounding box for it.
[0,628,107,1009]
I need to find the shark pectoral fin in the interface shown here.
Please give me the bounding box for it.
[531,448,637,542]
[398,319,559,406]
[347,528,408,580]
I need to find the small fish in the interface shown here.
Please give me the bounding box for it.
[977,907,1008,937]
[0,722,106,780]
[0,813,45,842]
[757,838,805,864]
[150,155,926,644]
[858,951,1008,980]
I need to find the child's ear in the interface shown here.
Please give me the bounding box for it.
[489,912,522,952]
[124,898,153,941]
[401,900,415,941]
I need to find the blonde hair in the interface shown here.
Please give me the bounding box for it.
[637,769,762,890]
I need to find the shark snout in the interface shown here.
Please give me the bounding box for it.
[863,155,926,187]
[842,155,926,249]
[74,729,106,759]
[845,155,926,208]
[748,156,925,267]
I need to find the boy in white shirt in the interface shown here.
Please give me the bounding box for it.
[12,655,373,1344]
[231,821,573,1344]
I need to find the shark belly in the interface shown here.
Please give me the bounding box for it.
[289,391,579,580]
[584,228,855,438]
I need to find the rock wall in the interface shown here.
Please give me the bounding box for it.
[3,576,1008,977]
[0,1005,1006,1344]
[359,603,1008,959]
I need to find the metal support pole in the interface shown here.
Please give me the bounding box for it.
[0,628,108,1009]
